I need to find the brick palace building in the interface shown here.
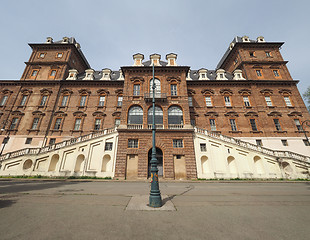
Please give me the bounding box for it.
[0,36,309,179]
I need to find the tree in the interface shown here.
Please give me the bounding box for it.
[303,86,310,112]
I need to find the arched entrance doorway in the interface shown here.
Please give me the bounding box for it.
[148,148,163,178]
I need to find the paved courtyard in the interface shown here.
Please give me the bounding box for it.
[0,180,309,240]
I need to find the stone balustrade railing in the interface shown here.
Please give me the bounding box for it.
[194,127,310,164]
[0,128,117,161]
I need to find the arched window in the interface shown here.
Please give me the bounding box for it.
[128,106,143,124]
[168,106,183,125]
[148,106,163,125]
[150,78,161,94]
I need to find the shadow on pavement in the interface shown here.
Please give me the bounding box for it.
[0,179,80,194]
[0,199,16,209]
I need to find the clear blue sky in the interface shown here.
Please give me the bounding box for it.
[0,0,309,97]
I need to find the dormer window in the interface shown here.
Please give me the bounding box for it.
[242,36,250,42]
[198,69,208,80]
[233,69,245,80]
[133,53,144,66]
[166,53,177,66]
[83,69,94,80]
[66,69,78,80]
[216,69,227,80]
[257,36,265,42]
[100,69,111,80]
[150,54,161,66]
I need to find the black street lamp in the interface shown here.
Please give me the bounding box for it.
[301,120,310,145]
[0,119,12,156]
[149,64,162,208]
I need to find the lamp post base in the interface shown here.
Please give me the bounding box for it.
[149,194,162,208]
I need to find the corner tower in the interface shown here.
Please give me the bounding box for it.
[20,37,90,81]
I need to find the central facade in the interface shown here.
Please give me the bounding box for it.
[0,36,309,179]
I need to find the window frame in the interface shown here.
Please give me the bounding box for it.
[205,96,213,107]
[98,95,106,107]
[273,118,282,131]
[200,143,207,152]
[209,118,216,131]
[250,118,258,131]
[264,96,273,107]
[133,84,140,96]
[40,95,48,107]
[10,117,19,130]
[229,119,237,131]
[56,52,63,58]
[31,117,40,130]
[283,96,292,107]
[128,139,139,148]
[171,84,177,96]
[105,142,113,151]
[0,95,8,106]
[255,69,262,77]
[294,119,302,131]
[94,118,102,131]
[243,96,251,107]
[117,96,123,107]
[273,70,280,77]
[79,95,87,107]
[73,118,82,131]
[54,118,62,130]
[224,96,232,107]
[173,139,183,148]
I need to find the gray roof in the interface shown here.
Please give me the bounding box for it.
[75,70,121,81]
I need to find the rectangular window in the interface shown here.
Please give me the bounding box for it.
[256,70,262,77]
[20,95,28,106]
[31,118,39,130]
[133,84,140,96]
[117,96,123,107]
[25,138,32,144]
[190,119,195,126]
[294,119,302,131]
[273,70,280,77]
[281,139,288,146]
[98,96,105,106]
[230,119,237,131]
[80,95,87,106]
[250,119,258,131]
[0,95,8,106]
[171,84,177,96]
[284,96,292,106]
[273,119,282,131]
[266,52,271,57]
[303,139,310,146]
[200,143,207,152]
[56,52,63,58]
[50,70,57,77]
[188,96,193,107]
[265,96,273,106]
[173,139,183,148]
[128,139,139,148]
[31,70,38,77]
[115,118,120,126]
[54,118,62,130]
[224,96,231,106]
[205,96,212,106]
[249,51,255,57]
[74,118,81,130]
[40,95,48,106]
[243,96,251,107]
[94,119,101,130]
[61,95,68,106]
[210,119,216,131]
[49,138,56,145]
[105,142,113,151]
[256,139,262,146]
[10,118,19,130]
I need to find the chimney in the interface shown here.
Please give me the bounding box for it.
[166,53,177,66]
[150,54,161,66]
[133,53,144,66]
